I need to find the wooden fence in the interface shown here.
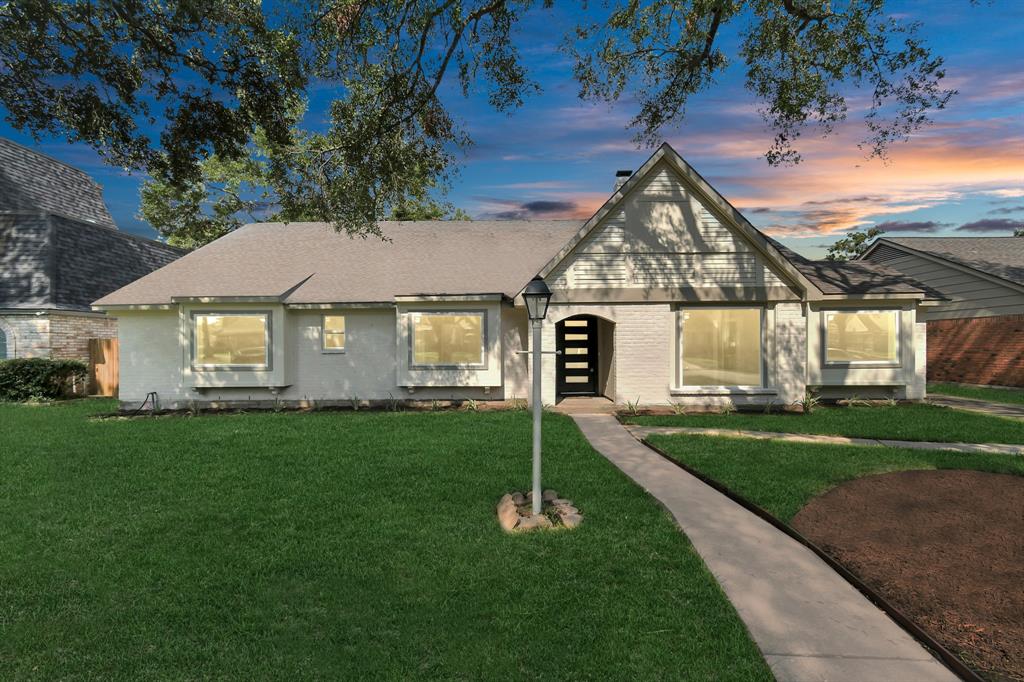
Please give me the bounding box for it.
[88,338,119,397]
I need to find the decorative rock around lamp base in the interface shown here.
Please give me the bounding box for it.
[497,490,583,533]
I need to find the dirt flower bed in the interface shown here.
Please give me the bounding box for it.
[792,469,1024,681]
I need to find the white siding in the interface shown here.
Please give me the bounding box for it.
[548,161,791,297]
[864,248,1024,320]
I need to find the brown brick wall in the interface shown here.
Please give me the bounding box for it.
[927,314,1024,387]
[49,313,118,362]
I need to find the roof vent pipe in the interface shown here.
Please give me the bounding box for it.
[614,170,632,191]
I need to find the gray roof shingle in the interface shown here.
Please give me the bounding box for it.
[768,238,941,297]
[0,214,185,312]
[0,137,115,228]
[878,237,1024,287]
[95,220,585,306]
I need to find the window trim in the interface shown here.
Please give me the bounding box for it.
[675,306,766,389]
[407,309,488,370]
[321,313,347,354]
[190,310,272,371]
[821,309,901,368]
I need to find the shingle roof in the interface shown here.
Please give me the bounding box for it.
[0,214,186,312]
[879,237,1024,287]
[768,238,940,297]
[94,220,585,306]
[0,137,116,228]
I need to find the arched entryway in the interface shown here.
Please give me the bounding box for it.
[555,315,614,399]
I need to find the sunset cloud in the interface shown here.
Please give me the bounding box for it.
[956,218,1023,233]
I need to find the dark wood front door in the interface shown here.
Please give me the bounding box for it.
[556,316,598,395]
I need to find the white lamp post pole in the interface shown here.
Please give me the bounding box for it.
[532,317,543,516]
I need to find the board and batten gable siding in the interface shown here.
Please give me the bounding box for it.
[864,244,1024,320]
[547,161,797,300]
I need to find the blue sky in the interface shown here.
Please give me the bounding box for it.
[2,0,1021,258]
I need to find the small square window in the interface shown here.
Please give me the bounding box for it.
[322,315,346,352]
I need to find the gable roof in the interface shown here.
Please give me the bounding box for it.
[864,237,1024,288]
[768,238,942,298]
[536,142,932,299]
[94,220,583,307]
[0,213,185,312]
[0,137,116,228]
[537,143,814,297]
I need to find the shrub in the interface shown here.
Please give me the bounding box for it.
[0,358,87,402]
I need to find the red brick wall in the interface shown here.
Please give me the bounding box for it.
[927,314,1024,387]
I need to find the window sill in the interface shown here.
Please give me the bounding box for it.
[670,387,778,396]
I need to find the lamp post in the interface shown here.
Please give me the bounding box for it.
[523,276,553,516]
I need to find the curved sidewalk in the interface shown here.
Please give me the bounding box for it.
[572,414,958,682]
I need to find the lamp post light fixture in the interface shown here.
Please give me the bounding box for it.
[523,276,553,516]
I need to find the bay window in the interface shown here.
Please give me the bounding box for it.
[192,312,269,369]
[825,310,899,365]
[410,311,486,367]
[680,308,763,386]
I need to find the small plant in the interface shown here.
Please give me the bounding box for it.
[845,394,872,408]
[669,400,687,416]
[187,399,199,417]
[272,394,283,413]
[430,398,441,412]
[885,394,900,407]
[796,390,821,414]
[509,396,528,411]
[625,396,641,416]
[762,399,775,414]
[463,398,479,412]
[719,403,736,416]
[386,392,402,412]
[350,396,360,411]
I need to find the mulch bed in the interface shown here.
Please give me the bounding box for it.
[792,469,1024,681]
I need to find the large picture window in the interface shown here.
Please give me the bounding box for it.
[411,311,485,367]
[681,308,762,386]
[825,310,899,364]
[193,313,269,369]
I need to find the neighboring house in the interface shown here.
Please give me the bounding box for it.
[861,237,1024,387]
[0,137,184,369]
[95,143,938,410]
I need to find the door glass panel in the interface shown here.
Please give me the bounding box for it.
[564,333,588,340]
[565,362,588,369]
[565,375,589,383]
[564,320,588,327]
[564,347,587,355]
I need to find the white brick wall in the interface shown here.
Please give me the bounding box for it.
[117,305,534,409]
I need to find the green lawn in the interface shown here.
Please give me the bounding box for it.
[0,400,770,680]
[647,433,1024,522]
[624,403,1024,444]
[928,382,1024,406]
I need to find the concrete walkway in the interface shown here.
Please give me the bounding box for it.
[628,425,1024,456]
[927,394,1024,420]
[572,414,958,682]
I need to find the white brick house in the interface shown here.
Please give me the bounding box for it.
[94,144,938,410]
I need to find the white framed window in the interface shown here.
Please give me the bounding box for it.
[322,314,346,352]
[824,310,899,365]
[191,312,270,370]
[409,311,486,368]
[679,308,763,387]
